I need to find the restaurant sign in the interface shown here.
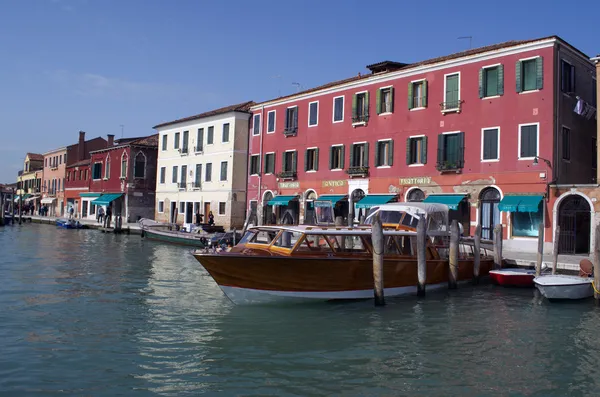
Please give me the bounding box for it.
[278,181,300,189]
[321,180,347,188]
[399,176,432,185]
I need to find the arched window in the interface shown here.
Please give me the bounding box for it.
[105,155,111,179]
[134,152,146,178]
[407,188,425,202]
[121,152,128,178]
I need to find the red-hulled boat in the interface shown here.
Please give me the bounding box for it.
[489,268,536,287]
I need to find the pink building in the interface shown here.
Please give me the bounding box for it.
[41,147,67,216]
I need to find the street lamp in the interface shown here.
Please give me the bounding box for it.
[532,156,552,168]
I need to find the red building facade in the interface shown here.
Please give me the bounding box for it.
[247,36,597,254]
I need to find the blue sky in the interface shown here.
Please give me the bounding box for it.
[0,0,597,183]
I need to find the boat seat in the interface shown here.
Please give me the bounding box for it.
[579,259,593,277]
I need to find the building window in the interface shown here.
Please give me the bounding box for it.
[181,131,189,153]
[63,154,66,163]
[205,163,212,182]
[250,155,260,175]
[196,128,204,152]
[519,124,538,159]
[408,80,427,110]
[436,132,465,171]
[84,169,88,180]
[282,151,297,173]
[180,165,187,187]
[562,126,571,161]
[160,167,166,184]
[479,65,504,98]
[304,148,319,171]
[482,128,500,161]
[92,163,102,180]
[121,154,127,178]
[407,188,425,202]
[207,126,214,144]
[158,201,164,213]
[352,92,369,123]
[443,73,460,111]
[377,87,394,114]
[174,132,180,149]
[329,145,345,170]
[333,96,344,122]
[512,202,543,237]
[194,164,202,188]
[561,60,575,93]
[179,201,185,214]
[253,114,261,136]
[264,153,275,174]
[517,57,543,92]
[267,111,275,133]
[222,123,230,143]
[407,136,427,165]
[134,152,146,178]
[162,134,168,151]
[375,140,393,167]
[172,166,178,183]
[308,101,318,126]
[79,170,82,180]
[219,202,226,215]
[285,106,298,134]
[350,143,369,167]
[220,161,228,181]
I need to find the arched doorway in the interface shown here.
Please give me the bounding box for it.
[304,190,317,225]
[351,189,365,223]
[263,191,274,225]
[407,188,425,202]
[558,195,591,254]
[479,187,501,240]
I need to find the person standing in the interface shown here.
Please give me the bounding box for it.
[208,211,215,226]
[69,206,74,220]
[105,205,112,228]
[97,206,104,224]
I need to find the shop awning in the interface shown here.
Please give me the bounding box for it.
[92,193,123,206]
[423,194,466,210]
[313,195,346,207]
[41,197,56,204]
[498,195,543,212]
[355,194,397,209]
[80,192,102,198]
[25,195,39,203]
[267,195,298,206]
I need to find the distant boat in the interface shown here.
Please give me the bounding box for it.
[490,268,536,287]
[138,218,209,248]
[534,275,594,300]
[56,219,84,229]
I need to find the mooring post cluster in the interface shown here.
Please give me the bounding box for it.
[371,213,385,306]
[493,224,503,270]
[473,224,481,285]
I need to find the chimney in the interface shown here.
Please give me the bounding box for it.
[78,131,85,161]
[107,134,115,148]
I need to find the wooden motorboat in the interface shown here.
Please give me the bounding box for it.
[490,268,536,287]
[192,204,494,304]
[534,275,594,300]
[138,218,208,248]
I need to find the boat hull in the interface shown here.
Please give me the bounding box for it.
[489,269,535,287]
[534,275,594,300]
[144,228,206,248]
[193,253,493,304]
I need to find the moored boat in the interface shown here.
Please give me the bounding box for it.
[534,274,594,300]
[56,218,84,229]
[490,268,536,287]
[138,218,209,248]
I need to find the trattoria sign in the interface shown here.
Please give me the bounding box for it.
[321,180,347,188]
[278,181,300,189]
[399,177,432,185]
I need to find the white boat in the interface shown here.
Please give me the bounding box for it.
[534,274,594,300]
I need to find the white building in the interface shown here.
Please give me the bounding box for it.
[154,101,253,230]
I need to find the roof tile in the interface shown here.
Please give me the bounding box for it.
[153,101,254,129]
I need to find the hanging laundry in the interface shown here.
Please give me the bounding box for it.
[574,98,585,115]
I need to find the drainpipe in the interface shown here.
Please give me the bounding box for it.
[256,105,265,225]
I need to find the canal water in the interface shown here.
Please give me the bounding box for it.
[2,224,600,396]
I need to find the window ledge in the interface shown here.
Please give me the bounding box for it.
[330,169,343,172]
[441,108,461,114]
[378,112,393,116]
[306,170,317,173]
[519,90,540,95]
[352,121,366,127]
[376,165,391,169]
[482,95,501,100]
[250,173,260,177]
[308,124,318,128]
[332,119,344,124]
[518,157,537,161]
[410,107,426,112]
[408,163,425,167]
[481,159,500,163]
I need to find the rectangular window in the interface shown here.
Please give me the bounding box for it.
[84,169,88,180]
[375,140,393,167]
[196,128,204,152]
[220,161,228,181]
[92,163,102,180]
[308,101,318,126]
[443,73,460,111]
[121,156,127,178]
[330,145,344,170]
[561,60,575,93]
[250,155,260,175]
[267,111,276,133]
[333,96,344,122]
[377,87,394,114]
[162,135,168,151]
[174,132,180,149]
[517,57,543,92]
[205,163,212,182]
[350,143,368,167]
[222,123,230,143]
[158,201,164,213]
[519,124,538,159]
[207,126,214,144]
[482,128,500,161]
[512,202,543,237]
[436,132,465,171]
[219,202,226,215]
[160,167,166,184]
[172,166,178,183]
[408,80,427,109]
[264,153,275,174]
[180,165,187,186]
[285,106,298,133]
[406,136,427,165]
[562,127,571,161]
[194,164,202,187]
[182,130,189,153]
[179,201,185,214]
[282,151,297,172]
[352,92,369,123]
[480,65,504,98]
[304,148,319,171]
[253,114,261,136]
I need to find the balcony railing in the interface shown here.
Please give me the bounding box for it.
[439,100,464,114]
[177,182,187,190]
[179,147,189,155]
[346,166,369,177]
[283,126,298,137]
[277,170,297,180]
[189,181,202,190]
[194,145,203,153]
[436,150,464,172]
[352,113,369,124]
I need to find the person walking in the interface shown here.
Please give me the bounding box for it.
[208,211,215,226]
[69,206,74,220]
[97,206,104,224]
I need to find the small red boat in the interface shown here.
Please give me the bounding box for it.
[489,268,536,287]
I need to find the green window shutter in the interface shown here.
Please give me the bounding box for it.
[421,81,428,108]
[458,132,465,165]
[389,87,395,113]
[272,153,276,174]
[329,147,333,170]
[315,148,319,171]
[515,61,522,93]
[282,152,287,172]
[292,151,297,172]
[422,136,428,164]
[376,89,382,114]
[374,142,380,167]
[284,110,289,130]
[406,138,411,165]
[264,154,268,173]
[349,145,355,167]
[437,134,444,163]
[340,145,345,169]
[365,91,370,119]
[304,150,308,171]
[364,142,369,167]
[479,69,484,98]
[497,65,504,96]
[352,94,358,119]
[293,108,298,129]
[388,140,394,166]
[536,57,543,90]
[407,82,414,110]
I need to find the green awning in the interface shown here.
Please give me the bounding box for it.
[22,194,31,200]
[91,193,123,206]
[267,195,298,206]
[355,194,397,209]
[80,192,102,198]
[313,195,347,208]
[423,194,466,210]
[498,195,543,212]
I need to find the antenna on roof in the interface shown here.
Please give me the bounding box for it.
[458,36,473,49]
[292,82,302,92]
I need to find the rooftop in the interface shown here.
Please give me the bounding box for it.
[26,153,44,161]
[153,101,254,129]
[89,134,159,154]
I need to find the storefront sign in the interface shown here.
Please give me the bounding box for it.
[321,180,347,188]
[399,176,432,185]
[278,181,300,189]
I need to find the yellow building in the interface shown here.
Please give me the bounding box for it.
[16,153,44,208]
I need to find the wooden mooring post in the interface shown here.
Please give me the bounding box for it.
[371,213,385,306]
[473,224,481,285]
[594,225,600,301]
[552,225,560,275]
[448,219,459,289]
[493,224,503,270]
[535,222,544,277]
[416,216,427,297]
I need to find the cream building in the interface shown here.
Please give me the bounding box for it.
[154,101,253,230]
